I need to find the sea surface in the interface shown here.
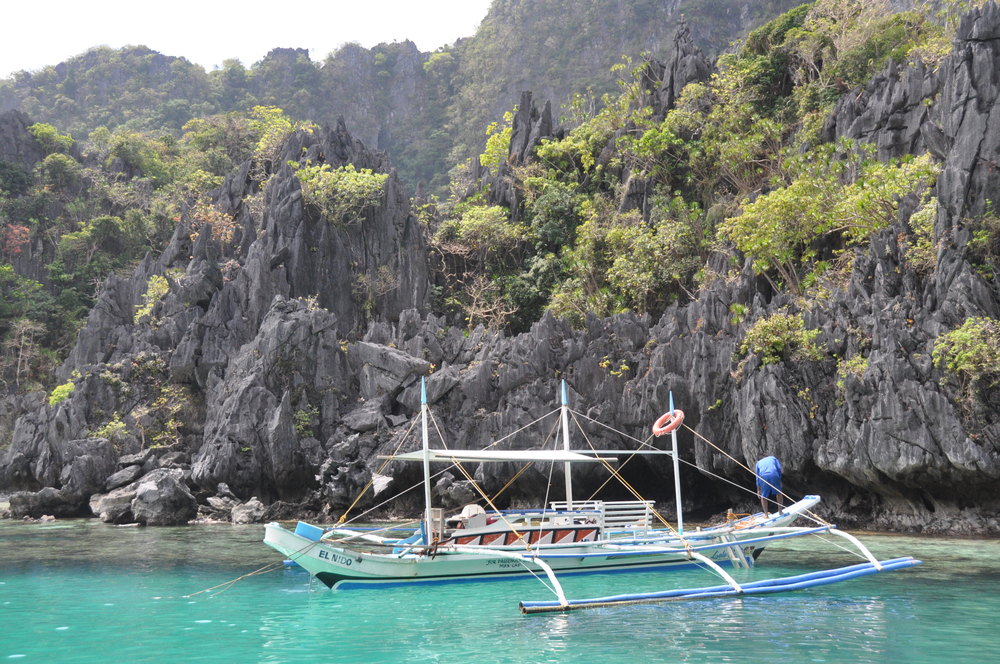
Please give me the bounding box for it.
[0,519,998,663]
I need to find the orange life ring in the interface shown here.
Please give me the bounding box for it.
[652,409,684,436]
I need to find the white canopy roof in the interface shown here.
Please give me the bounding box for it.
[386,449,616,464]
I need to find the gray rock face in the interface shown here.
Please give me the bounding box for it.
[231,497,266,524]
[1,116,431,524]
[4,6,1000,534]
[4,436,116,517]
[90,468,196,526]
[642,19,712,116]
[131,470,197,526]
[825,58,939,160]
[89,485,138,524]
[105,465,144,491]
[0,109,44,169]
[9,486,76,518]
[932,4,1000,237]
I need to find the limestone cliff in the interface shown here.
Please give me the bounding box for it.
[3,6,1000,534]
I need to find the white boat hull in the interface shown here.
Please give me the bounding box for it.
[264,497,820,589]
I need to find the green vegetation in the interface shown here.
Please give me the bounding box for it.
[479,110,514,175]
[738,311,823,367]
[836,354,869,392]
[720,142,937,292]
[292,163,388,224]
[48,379,75,406]
[293,406,319,439]
[0,104,310,393]
[91,413,128,445]
[134,275,169,324]
[0,0,984,394]
[905,196,939,274]
[932,317,1000,401]
[965,206,1000,280]
[27,123,74,155]
[446,0,811,171]
[147,384,190,448]
[427,0,951,333]
[432,203,532,329]
[436,205,527,256]
[249,106,314,177]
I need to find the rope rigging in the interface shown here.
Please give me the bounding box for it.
[330,395,826,555]
[205,385,889,601]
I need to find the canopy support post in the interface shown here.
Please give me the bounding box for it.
[669,391,683,535]
[421,378,434,545]
[561,380,573,507]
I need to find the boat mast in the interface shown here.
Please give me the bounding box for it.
[561,380,573,506]
[670,391,683,534]
[421,377,434,543]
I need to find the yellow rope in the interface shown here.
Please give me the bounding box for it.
[568,410,685,541]
[427,404,564,511]
[444,453,536,553]
[184,529,334,598]
[184,561,287,598]
[336,415,420,524]
[681,423,831,527]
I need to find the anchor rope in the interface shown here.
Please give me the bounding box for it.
[569,407,831,527]
[183,561,286,598]
[680,423,832,527]
[185,529,333,598]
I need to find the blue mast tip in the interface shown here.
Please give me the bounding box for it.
[669,390,675,411]
[561,379,568,406]
[421,377,427,405]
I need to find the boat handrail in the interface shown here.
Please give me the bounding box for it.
[499,507,603,516]
[550,499,655,532]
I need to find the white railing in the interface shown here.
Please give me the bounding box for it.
[549,500,654,533]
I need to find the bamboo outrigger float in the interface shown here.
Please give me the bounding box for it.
[263,379,921,612]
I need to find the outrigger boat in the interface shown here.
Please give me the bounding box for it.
[263,380,920,612]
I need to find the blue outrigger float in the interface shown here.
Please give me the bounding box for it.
[264,380,921,612]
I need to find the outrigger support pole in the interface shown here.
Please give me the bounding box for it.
[828,529,883,570]
[453,546,569,608]
[687,549,743,592]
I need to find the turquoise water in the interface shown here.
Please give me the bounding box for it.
[1,520,998,663]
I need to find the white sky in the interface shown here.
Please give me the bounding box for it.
[0,0,493,78]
